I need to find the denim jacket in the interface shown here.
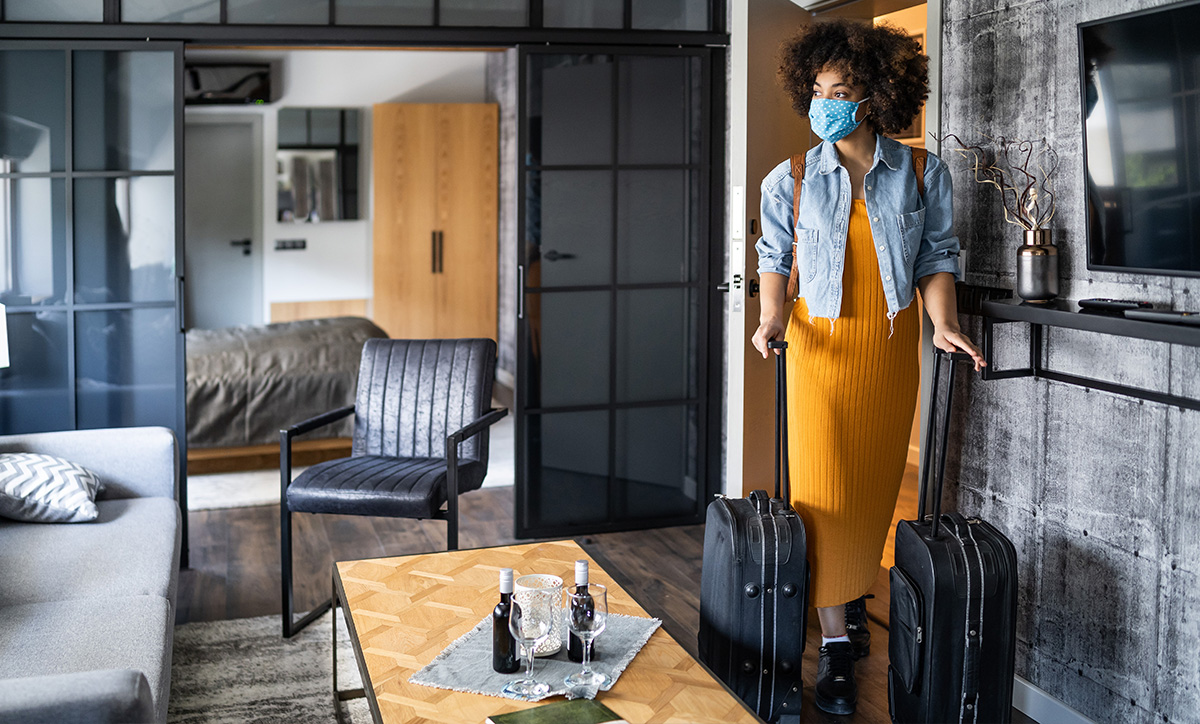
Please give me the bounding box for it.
[756,134,962,324]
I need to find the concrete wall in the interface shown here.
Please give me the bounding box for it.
[940,2,1199,722]
[185,48,490,322]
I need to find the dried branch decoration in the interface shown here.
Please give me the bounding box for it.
[936,133,1059,231]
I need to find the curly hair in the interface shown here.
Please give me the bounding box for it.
[778,19,928,137]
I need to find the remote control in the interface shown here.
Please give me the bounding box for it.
[1123,309,1200,326]
[1078,298,1153,313]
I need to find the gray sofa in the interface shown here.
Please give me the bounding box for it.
[0,427,181,724]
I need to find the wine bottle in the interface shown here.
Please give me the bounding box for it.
[568,559,593,663]
[492,568,520,673]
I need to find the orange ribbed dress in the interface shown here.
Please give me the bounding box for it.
[784,198,920,609]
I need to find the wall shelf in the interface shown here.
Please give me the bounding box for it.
[981,298,1200,412]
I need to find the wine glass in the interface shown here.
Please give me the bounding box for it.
[502,589,553,700]
[564,583,610,689]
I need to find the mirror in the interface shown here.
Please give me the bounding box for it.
[277,149,339,223]
[276,107,360,223]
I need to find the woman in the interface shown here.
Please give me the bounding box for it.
[751,19,985,716]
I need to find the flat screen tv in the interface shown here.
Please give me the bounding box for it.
[1081,1,1200,278]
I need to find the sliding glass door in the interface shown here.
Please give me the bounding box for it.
[0,41,186,555]
[516,46,719,538]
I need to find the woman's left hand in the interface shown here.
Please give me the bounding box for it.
[933,326,986,372]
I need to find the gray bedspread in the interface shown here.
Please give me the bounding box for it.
[185,317,387,449]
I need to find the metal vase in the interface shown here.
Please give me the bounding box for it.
[1016,229,1058,302]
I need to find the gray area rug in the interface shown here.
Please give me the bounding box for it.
[169,611,371,723]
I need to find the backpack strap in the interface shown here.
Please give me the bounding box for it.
[912,146,927,198]
[785,154,806,301]
[791,154,805,222]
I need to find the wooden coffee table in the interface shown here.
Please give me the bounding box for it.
[332,539,760,724]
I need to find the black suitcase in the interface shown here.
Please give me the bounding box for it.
[699,340,808,723]
[889,349,1018,724]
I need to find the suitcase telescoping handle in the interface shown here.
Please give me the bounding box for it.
[768,340,789,503]
[917,347,974,539]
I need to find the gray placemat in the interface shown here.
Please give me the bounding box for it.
[409,612,662,702]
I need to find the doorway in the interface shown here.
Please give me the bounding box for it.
[179,48,515,514]
[873,0,929,585]
[184,116,263,329]
[178,45,723,542]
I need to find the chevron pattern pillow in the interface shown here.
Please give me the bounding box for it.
[0,453,106,523]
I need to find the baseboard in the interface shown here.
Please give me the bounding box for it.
[1013,674,1097,724]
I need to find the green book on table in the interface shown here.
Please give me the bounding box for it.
[485,698,627,724]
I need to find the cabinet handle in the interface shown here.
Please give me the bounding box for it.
[431,231,438,274]
[437,231,445,274]
[518,265,525,320]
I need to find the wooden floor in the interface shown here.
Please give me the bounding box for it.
[180,488,886,723]
[178,470,1033,724]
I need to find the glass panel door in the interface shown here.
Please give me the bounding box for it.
[0,41,186,557]
[516,47,716,538]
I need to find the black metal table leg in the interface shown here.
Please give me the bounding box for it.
[1031,323,1044,376]
[982,314,995,380]
[981,317,1036,381]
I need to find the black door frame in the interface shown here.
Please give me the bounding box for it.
[514,44,726,539]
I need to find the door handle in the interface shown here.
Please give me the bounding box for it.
[717,276,760,296]
[518,265,525,320]
[542,249,576,262]
[176,276,186,332]
[230,239,251,256]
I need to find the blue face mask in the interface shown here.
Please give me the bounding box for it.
[808,97,870,144]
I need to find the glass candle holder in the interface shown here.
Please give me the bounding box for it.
[514,574,563,657]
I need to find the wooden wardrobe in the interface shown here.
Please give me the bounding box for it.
[372,103,498,341]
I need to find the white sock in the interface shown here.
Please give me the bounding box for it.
[822,634,850,646]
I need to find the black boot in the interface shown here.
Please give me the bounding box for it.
[815,640,857,715]
[844,594,874,659]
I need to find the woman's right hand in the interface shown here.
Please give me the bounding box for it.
[752,316,786,358]
[752,272,790,358]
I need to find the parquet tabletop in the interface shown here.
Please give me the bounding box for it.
[334,539,760,724]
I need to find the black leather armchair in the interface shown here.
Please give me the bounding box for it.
[279,338,507,637]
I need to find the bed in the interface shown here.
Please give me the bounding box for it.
[185,316,387,449]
